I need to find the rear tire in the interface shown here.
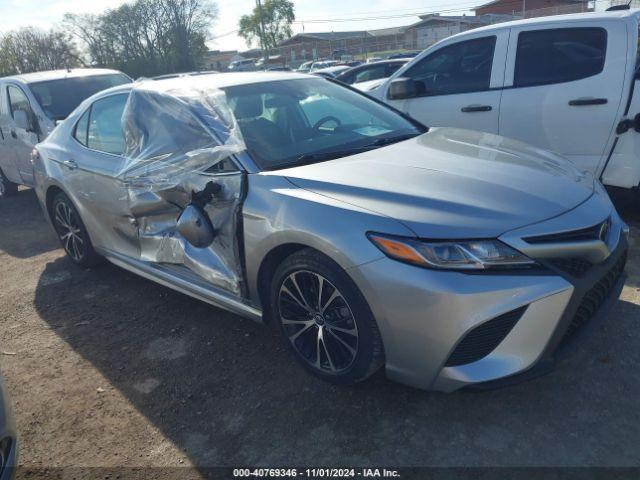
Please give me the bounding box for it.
[51,192,102,268]
[0,169,18,198]
[270,248,384,385]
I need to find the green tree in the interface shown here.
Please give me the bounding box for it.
[238,0,294,51]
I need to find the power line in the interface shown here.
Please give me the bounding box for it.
[293,0,603,24]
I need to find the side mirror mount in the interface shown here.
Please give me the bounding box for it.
[388,77,422,100]
[13,110,29,131]
[177,204,216,248]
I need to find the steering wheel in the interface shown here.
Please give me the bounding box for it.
[313,115,341,131]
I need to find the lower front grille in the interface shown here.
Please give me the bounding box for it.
[445,306,527,367]
[558,252,627,349]
[550,258,593,277]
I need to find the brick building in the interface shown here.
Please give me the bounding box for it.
[276,14,516,66]
[474,0,591,17]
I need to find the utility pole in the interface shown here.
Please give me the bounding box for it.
[522,0,526,18]
[256,0,268,67]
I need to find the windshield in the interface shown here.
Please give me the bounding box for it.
[222,78,423,170]
[30,73,131,120]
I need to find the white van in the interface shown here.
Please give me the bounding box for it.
[0,68,130,197]
[372,10,640,190]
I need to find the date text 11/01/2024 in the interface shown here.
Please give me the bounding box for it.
[232,468,401,478]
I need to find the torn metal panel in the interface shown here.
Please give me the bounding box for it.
[112,79,247,296]
[118,79,246,191]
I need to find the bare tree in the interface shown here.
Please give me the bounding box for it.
[64,0,217,78]
[0,28,81,76]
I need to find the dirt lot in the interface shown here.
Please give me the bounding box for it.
[1,188,639,477]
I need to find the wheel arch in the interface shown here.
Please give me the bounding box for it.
[256,242,312,324]
[44,184,67,220]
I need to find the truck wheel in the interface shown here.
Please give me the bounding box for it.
[0,169,18,197]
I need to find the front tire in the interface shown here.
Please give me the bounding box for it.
[51,192,102,267]
[0,169,18,198]
[271,248,384,385]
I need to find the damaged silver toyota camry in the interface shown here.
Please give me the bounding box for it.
[33,72,628,391]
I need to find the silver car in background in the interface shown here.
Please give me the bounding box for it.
[0,68,131,197]
[32,72,628,391]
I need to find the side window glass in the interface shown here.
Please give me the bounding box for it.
[338,72,354,84]
[387,63,404,76]
[74,109,90,146]
[514,28,607,87]
[354,65,386,83]
[403,36,496,96]
[87,94,127,155]
[8,85,35,128]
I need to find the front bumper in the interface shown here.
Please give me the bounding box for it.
[350,195,628,392]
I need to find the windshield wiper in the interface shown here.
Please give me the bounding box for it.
[368,132,419,148]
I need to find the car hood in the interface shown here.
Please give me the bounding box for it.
[281,128,594,239]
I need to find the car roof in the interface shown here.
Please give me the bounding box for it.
[92,71,318,99]
[315,65,350,73]
[458,9,640,36]
[357,59,408,67]
[2,68,127,84]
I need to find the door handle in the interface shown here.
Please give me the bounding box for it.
[568,98,608,106]
[63,159,78,170]
[10,129,17,138]
[461,105,492,113]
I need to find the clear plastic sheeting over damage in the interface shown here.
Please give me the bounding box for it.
[118,78,246,190]
[116,78,246,296]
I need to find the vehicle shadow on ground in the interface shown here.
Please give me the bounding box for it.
[32,254,640,467]
[0,189,59,259]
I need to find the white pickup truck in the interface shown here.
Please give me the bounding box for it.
[0,68,130,197]
[371,10,640,191]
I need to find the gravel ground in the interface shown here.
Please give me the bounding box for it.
[0,188,639,478]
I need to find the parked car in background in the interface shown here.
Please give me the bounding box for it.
[336,59,410,86]
[373,10,640,191]
[0,68,131,197]
[265,66,292,72]
[228,59,257,72]
[388,51,421,59]
[34,72,627,392]
[0,374,16,480]
[366,57,383,63]
[310,60,340,72]
[312,65,351,79]
[296,61,314,73]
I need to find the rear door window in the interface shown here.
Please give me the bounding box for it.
[86,94,128,155]
[514,28,607,87]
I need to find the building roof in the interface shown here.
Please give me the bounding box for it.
[449,9,640,37]
[4,68,125,84]
[279,31,368,45]
[474,0,585,10]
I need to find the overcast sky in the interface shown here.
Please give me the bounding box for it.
[0,0,485,52]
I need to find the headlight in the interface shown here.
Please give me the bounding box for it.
[367,233,536,270]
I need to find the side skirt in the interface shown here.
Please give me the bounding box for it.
[97,248,264,323]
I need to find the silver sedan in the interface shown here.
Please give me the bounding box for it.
[33,72,628,391]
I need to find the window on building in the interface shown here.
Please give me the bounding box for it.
[514,28,607,87]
